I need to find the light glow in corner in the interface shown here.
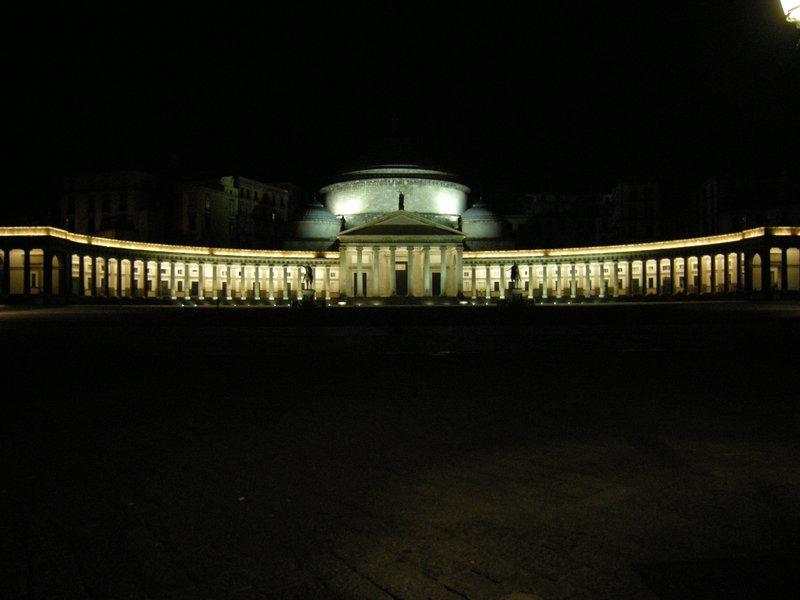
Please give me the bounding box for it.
[781,0,800,23]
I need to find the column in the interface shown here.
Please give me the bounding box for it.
[283,266,290,300]
[541,265,549,300]
[455,247,463,297]
[760,248,772,293]
[406,246,414,296]
[439,246,448,297]
[555,263,562,299]
[154,259,162,298]
[22,250,32,295]
[390,246,397,296]
[226,264,234,300]
[211,263,218,300]
[721,254,729,294]
[743,252,752,292]
[356,247,363,296]
[599,261,607,298]
[780,247,788,292]
[240,264,246,300]
[253,265,261,300]
[339,248,348,298]
[655,260,662,296]
[471,264,477,299]
[529,264,536,299]
[183,262,190,299]
[371,246,381,297]
[709,255,717,294]
[268,264,275,300]
[499,262,506,299]
[423,246,431,296]
[485,264,492,299]
[1,248,9,295]
[170,261,177,299]
[78,254,85,296]
[324,266,331,300]
[571,264,578,298]
[583,263,591,298]
[197,263,205,300]
[116,257,123,298]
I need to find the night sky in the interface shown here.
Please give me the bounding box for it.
[8,2,800,220]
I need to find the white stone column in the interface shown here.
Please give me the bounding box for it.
[356,247,363,296]
[283,266,290,300]
[599,261,607,298]
[541,265,549,300]
[197,263,205,300]
[390,246,397,296]
[324,266,331,300]
[253,265,261,300]
[555,264,563,299]
[170,261,177,299]
[406,246,414,296]
[499,263,506,299]
[212,263,219,300]
[339,248,348,298]
[423,246,431,296]
[611,261,619,298]
[183,262,190,299]
[439,246,448,296]
[528,264,535,299]
[583,263,591,298]
[372,246,381,297]
[239,264,246,300]
[570,264,578,298]
[471,265,477,299]
[269,265,276,300]
[226,264,233,300]
[485,264,492,299]
[455,247,463,297]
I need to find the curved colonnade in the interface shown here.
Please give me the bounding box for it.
[1,226,799,303]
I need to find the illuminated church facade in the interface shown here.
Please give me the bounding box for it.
[2,165,799,303]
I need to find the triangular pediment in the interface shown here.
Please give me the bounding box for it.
[338,211,465,241]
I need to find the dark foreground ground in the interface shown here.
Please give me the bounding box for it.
[1,302,798,600]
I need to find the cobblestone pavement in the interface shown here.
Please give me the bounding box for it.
[2,303,798,599]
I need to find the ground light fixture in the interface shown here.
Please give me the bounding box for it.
[781,0,800,25]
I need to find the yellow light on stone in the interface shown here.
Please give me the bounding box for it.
[781,1,800,24]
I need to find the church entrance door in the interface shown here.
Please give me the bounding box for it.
[432,272,441,296]
[395,262,407,295]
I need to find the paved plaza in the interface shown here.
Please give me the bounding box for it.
[1,302,798,599]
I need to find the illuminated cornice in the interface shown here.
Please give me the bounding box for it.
[1,226,797,263]
[0,227,336,260]
[464,227,800,260]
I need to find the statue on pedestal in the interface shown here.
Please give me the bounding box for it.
[398,192,405,211]
[302,265,314,290]
[509,264,521,289]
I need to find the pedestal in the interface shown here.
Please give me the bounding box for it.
[301,288,317,307]
[510,287,524,303]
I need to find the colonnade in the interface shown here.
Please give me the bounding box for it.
[463,246,800,300]
[338,244,463,298]
[2,226,799,302]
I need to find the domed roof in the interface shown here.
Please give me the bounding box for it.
[461,201,503,222]
[296,201,339,223]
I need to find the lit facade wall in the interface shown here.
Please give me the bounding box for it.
[320,167,470,229]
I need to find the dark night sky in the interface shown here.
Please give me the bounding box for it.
[8,2,800,219]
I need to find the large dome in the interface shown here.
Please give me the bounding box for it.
[319,165,470,229]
